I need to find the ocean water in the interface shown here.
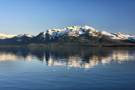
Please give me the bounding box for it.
[0,47,135,90]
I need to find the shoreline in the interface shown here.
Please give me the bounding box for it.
[0,44,135,48]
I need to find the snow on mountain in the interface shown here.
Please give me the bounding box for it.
[15,34,34,38]
[38,25,135,43]
[14,34,34,42]
[1,26,135,43]
[0,33,16,39]
[42,26,100,40]
[102,31,135,41]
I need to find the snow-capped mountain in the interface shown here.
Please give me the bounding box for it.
[102,31,135,42]
[37,26,100,40]
[47,25,99,37]
[30,25,105,44]
[35,25,135,43]
[10,34,34,44]
[13,34,34,42]
[15,34,33,38]
[30,25,127,46]
[0,33,16,39]
[0,25,134,46]
[0,33,34,45]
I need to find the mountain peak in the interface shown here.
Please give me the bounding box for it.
[102,31,135,41]
[82,25,97,31]
[16,34,34,38]
[41,25,100,40]
[0,25,135,45]
[0,33,16,39]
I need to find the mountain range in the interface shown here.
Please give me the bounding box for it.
[0,26,135,46]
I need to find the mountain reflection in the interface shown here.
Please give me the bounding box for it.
[0,47,135,69]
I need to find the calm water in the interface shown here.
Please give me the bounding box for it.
[0,47,135,90]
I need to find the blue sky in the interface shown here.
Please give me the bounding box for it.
[0,0,135,35]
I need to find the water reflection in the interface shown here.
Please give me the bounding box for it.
[0,53,17,61]
[0,47,135,69]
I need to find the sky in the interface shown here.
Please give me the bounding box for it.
[0,0,135,35]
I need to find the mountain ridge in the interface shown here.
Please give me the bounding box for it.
[102,31,135,42]
[0,26,135,46]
